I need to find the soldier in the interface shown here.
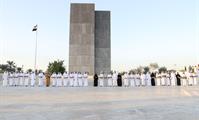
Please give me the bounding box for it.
[63,71,69,87]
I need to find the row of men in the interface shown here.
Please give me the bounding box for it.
[93,71,199,87]
[1,71,199,87]
[2,72,89,87]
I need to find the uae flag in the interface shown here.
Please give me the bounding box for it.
[32,25,37,31]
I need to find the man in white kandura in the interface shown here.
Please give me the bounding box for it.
[181,72,187,86]
[63,72,69,87]
[166,72,171,86]
[186,72,193,86]
[112,71,118,87]
[2,71,8,87]
[51,72,56,87]
[24,72,29,87]
[127,72,131,87]
[146,72,151,86]
[156,73,161,86]
[107,72,113,87]
[13,72,19,86]
[193,72,197,86]
[170,72,176,86]
[161,72,166,86]
[123,72,129,87]
[83,72,88,87]
[30,72,35,87]
[135,73,140,87]
[38,72,44,87]
[73,72,78,87]
[141,73,145,86]
[197,67,199,81]
[78,72,83,87]
[130,72,135,87]
[19,72,24,86]
[69,72,74,87]
[9,72,14,86]
[57,72,63,87]
[99,71,104,87]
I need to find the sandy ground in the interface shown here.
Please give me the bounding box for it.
[1,82,199,120]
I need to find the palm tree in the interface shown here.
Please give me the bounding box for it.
[6,61,16,72]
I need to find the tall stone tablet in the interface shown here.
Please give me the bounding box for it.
[95,11,111,74]
[69,3,95,74]
[69,3,111,75]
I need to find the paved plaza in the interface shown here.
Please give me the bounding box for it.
[1,84,199,120]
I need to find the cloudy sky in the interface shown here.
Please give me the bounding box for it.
[0,0,199,71]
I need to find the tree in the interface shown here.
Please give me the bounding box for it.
[129,69,136,74]
[0,61,17,73]
[0,64,8,73]
[27,69,33,73]
[158,67,167,73]
[136,66,143,74]
[47,60,65,75]
[6,61,16,72]
[143,66,150,74]
[149,63,159,69]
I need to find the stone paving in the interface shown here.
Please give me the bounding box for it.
[1,85,199,120]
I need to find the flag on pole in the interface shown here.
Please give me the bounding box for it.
[32,25,37,31]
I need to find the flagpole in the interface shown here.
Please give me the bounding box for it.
[34,26,38,73]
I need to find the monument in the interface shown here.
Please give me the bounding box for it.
[69,3,111,75]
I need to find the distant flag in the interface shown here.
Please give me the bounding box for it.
[32,25,38,31]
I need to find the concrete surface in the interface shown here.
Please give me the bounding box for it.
[1,86,199,120]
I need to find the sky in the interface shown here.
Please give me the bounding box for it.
[0,0,199,71]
